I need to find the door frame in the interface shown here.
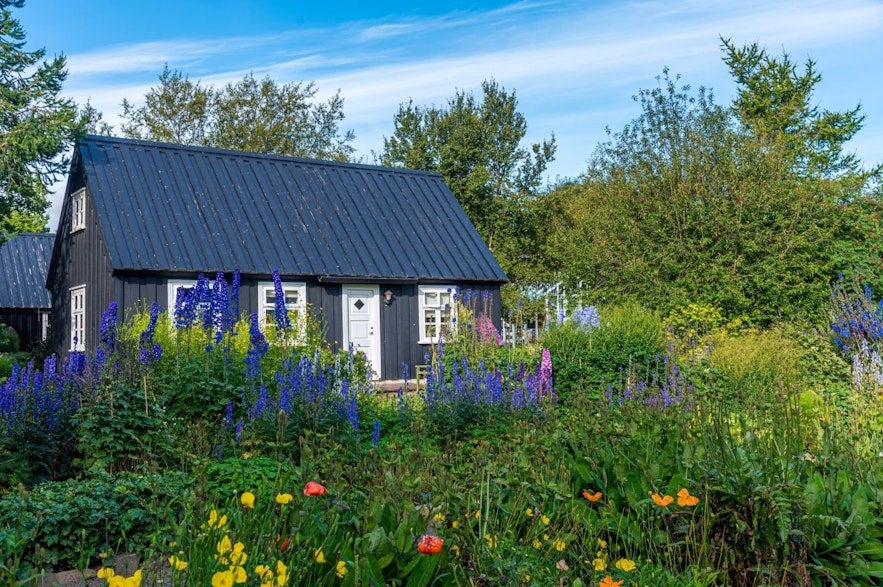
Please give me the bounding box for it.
[341,284,381,378]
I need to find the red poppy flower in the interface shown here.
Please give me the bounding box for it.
[276,536,290,552]
[417,534,444,554]
[303,481,327,496]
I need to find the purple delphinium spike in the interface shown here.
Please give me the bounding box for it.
[272,269,291,331]
[371,418,381,446]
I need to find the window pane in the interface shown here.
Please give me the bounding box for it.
[440,292,451,306]
[424,291,438,306]
[284,290,299,305]
[265,290,275,305]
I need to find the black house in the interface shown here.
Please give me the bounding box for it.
[0,233,53,351]
[46,135,507,378]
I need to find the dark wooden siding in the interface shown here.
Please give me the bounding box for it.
[49,161,117,356]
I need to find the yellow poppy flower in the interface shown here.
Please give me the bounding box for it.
[615,558,636,572]
[240,492,256,509]
[208,509,228,529]
[335,560,347,578]
[212,570,234,587]
[593,557,607,571]
[97,567,116,580]
[540,515,550,525]
[168,555,188,571]
[314,548,326,564]
[484,533,497,548]
[532,539,542,549]
[525,508,534,517]
[275,493,293,505]
[553,538,566,552]
[597,538,607,549]
[433,512,445,523]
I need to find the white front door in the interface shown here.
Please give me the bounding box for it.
[342,285,381,378]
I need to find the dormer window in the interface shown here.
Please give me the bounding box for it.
[71,188,86,233]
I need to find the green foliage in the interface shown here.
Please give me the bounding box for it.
[0,0,82,242]
[546,42,881,324]
[722,37,870,179]
[118,66,355,160]
[380,80,555,283]
[0,470,193,573]
[74,381,177,474]
[0,323,20,352]
[542,303,665,404]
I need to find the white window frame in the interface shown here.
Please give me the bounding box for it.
[71,188,86,233]
[418,285,456,344]
[70,285,86,351]
[259,281,307,339]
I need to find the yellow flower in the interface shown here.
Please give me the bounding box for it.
[597,538,607,549]
[212,570,234,587]
[542,534,549,541]
[255,564,272,581]
[540,515,550,525]
[314,548,326,564]
[216,535,232,561]
[523,574,531,583]
[484,533,497,548]
[451,544,461,557]
[433,512,446,523]
[97,567,116,580]
[532,539,542,549]
[335,560,347,578]
[474,510,481,519]
[525,508,534,517]
[240,452,253,459]
[240,491,256,509]
[168,555,188,571]
[593,557,607,571]
[275,493,293,505]
[275,560,289,586]
[615,558,636,572]
[231,565,247,584]
[553,538,566,552]
[229,542,247,566]
[208,509,228,529]
[107,570,143,587]
[452,520,460,528]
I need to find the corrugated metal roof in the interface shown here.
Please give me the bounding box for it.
[78,135,507,283]
[0,233,53,308]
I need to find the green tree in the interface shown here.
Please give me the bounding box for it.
[380,80,556,280]
[722,37,872,180]
[119,66,354,161]
[549,69,847,323]
[0,0,80,243]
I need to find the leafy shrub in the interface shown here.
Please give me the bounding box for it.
[542,302,665,403]
[0,324,19,353]
[0,470,193,575]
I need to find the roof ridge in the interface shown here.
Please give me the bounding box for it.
[81,134,443,178]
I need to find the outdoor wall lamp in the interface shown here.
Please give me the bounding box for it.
[384,290,394,305]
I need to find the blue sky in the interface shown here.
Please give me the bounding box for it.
[15,0,883,230]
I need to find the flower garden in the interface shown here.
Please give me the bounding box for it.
[1,272,882,586]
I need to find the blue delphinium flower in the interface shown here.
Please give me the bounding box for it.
[245,312,269,380]
[272,269,291,331]
[574,306,601,330]
[230,269,242,321]
[371,418,381,446]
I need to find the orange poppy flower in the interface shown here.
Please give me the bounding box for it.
[582,490,603,502]
[303,481,327,496]
[677,488,700,507]
[599,576,624,587]
[276,535,290,552]
[650,492,673,507]
[417,534,444,554]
